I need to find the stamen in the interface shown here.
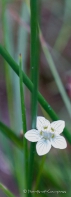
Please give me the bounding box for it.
[52,134,54,138]
[51,127,54,132]
[43,126,48,129]
[40,131,43,135]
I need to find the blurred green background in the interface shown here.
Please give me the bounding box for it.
[0,0,71,197]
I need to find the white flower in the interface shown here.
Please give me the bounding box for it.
[24,116,67,156]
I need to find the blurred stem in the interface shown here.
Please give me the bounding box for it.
[19,54,28,191]
[28,0,39,194]
[13,149,24,197]
[0,183,16,197]
[0,121,23,149]
[0,46,71,144]
[39,29,71,117]
[54,0,71,53]
[35,155,46,190]
[2,0,14,127]
[54,22,71,53]
[16,2,29,68]
[13,1,29,133]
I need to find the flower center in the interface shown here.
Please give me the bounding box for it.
[43,132,50,139]
[40,130,55,140]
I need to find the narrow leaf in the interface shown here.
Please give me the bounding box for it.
[0,121,23,149]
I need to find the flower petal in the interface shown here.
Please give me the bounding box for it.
[36,116,50,131]
[51,135,67,149]
[36,138,51,156]
[24,129,41,142]
[50,120,65,134]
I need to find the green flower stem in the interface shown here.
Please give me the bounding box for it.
[28,0,39,194]
[0,121,23,149]
[0,45,71,144]
[0,183,16,197]
[19,54,28,190]
[35,155,46,190]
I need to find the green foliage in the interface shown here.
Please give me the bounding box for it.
[0,1,71,197]
[0,121,23,149]
[0,45,71,145]
[0,183,16,197]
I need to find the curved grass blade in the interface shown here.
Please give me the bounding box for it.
[0,183,16,197]
[0,121,23,149]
